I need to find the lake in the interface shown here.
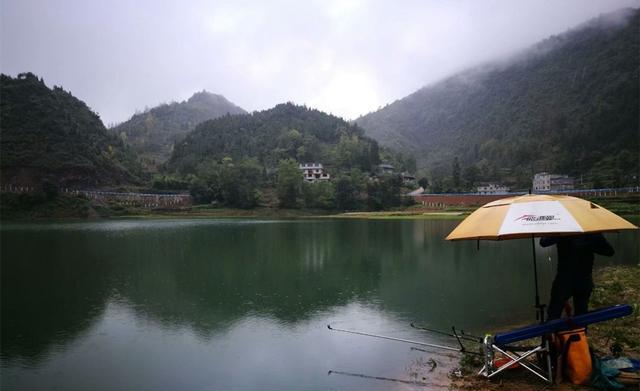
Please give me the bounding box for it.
[1,218,638,390]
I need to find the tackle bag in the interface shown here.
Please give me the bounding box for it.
[556,327,592,385]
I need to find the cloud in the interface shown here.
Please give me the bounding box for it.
[206,10,240,35]
[1,0,638,125]
[308,66,381,120]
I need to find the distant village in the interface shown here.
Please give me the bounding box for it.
[299,162,576,195]
[299,162,415,185]
[477,172,576,195]
[297,162,638,210]
[2,164,636,212]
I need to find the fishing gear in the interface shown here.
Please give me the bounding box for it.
[459,328,482,341]
[410,323,482,355]
[327,324,469,354]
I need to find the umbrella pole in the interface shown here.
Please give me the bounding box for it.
[531,236,545,323]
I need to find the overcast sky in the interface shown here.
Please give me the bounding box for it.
[2,0,638,126]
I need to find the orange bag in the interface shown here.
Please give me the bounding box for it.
[556,327,592,385]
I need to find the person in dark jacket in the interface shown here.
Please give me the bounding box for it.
[540,233,614,320]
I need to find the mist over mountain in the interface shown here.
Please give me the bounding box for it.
[0,73,140,188]
[112,91,246,168]
[356,8,639,189]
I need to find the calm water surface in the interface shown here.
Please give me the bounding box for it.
[1,218,638,390]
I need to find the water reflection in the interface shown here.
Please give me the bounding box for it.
[1,218,637,390]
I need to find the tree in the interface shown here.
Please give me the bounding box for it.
[302,181,335,209]
[189,179,212,204]
[334,173,364,211]
[277,159,302,208]
[418,177,429,190]
[335,177,356,211]
[336,134,358,169]
[380,175,402,209]
[152,174,190,190]
[463,165,479,190]
[41,180,59,201]
[224,158,262,208]
[192,157,262,208]
[369,141,380,167]
[430,177,444,194]
[367,175,402,210]
[366,181,383,211]
[403,155,417,173]
[452,157,461,190]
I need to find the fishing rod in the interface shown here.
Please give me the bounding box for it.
[410,323,482,343]
[327,324,467,353]
[409,323,482,355]
[328,370,446,388]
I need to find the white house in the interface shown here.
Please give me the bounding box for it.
[299,163,330,182]
[477,183,510,195]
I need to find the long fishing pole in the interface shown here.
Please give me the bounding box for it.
[410,323,481,343]
[327,324,464,353]
[328,370,447,388]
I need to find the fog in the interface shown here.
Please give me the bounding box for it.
[1,0,638,125]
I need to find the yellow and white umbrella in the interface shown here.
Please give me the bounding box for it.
[447,194,637,241]
[446,194,637,322]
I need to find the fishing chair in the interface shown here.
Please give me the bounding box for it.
[478,304,633,384]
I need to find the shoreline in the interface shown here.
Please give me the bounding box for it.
[3,208,638,222]
[1,192,638,221]
[0,210,471,223]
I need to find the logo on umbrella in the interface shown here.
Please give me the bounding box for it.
[515,214,559,222]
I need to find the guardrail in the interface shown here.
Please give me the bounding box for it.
[1,185,192,209]
[412,187,639,208]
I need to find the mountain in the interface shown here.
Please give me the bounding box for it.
[356,8,639,189]
[167,103,387,175]
[112,91,246,167]
[0,73,140,188]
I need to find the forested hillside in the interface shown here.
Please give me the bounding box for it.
[356,8,639,190]
[112,91,246,167]
[0,73,140,188]
[169,103,386,173]
[166,103,415,209]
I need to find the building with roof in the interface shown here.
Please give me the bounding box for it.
[378,164,395,175]
[299,163,330,182]
[533,172,575,192]
[401,172,416,184]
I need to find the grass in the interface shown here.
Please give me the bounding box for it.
[125,206,332,219]
[585,195,640,216]
[590,266,640,357]
[326,210,467,220]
